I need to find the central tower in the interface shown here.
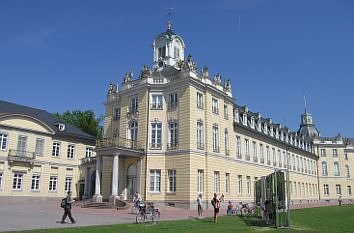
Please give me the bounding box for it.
[152,20,185,69]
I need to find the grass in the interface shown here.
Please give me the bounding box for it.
[6,205,354,233]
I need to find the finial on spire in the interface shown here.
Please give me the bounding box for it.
[167,7,174,31]
[304,94,307,113]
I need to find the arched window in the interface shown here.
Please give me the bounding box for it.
[322,162,328,176]
[334,162,340,176]
[129,121,138,141]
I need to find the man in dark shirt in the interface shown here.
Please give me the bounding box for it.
[61,191,76,224]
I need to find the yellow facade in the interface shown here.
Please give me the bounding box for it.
[0,104,96,201]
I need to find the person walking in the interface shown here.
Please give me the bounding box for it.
[197,193,203,217]
[61,191,76,224]
[211,193,221,223]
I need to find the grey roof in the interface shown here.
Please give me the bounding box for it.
[0,100,95,144]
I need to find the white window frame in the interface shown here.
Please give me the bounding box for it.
[31,174,40,191]
[245,139,250,160]
[324,184,329,195]
[129,97,139,112]
[12,173,23,191]
[65,176,72,193]
[259,144,264,163]
[322,162,328,176]
[246,176,251,195]
[169,121,178,148]
[334,162,340,176]
[151,95,163,109]
[197,92,204,109]
[169,93,178,108]
[224,105,229,119]
[150,122,162,149]
[320,148,326,157]
[346,165,350,178]
[197,169,204,193]
[336,184,341,195]
[49,176,58,191]
[52,142,61,157]
[212,98,219,114]
[149,169,161,192]
[224,129,229,155]
[212,124,219,153]
[0,132,8,150]
[35,138,44,156]
[197,121,204,150]
[168,170,176,193]
[225,173,230,194]
[266,146,270,165]
[129,121,138,141]
[86,147,93,157]
[252,141,257,162]
[333,149,338,157]
[67,144,75,159]
[214,171,220,194]
[237,175,242,194]
[113,107,121,120]
[236,136,242,159]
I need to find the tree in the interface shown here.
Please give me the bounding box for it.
[54,110,103,139]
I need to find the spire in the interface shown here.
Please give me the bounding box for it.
[167,19,172,31]
[167,7,174,31]
[304,94,307,113]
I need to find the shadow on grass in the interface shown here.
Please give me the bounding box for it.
[239,215,273,228]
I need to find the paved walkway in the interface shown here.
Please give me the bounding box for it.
[0,200,344,232]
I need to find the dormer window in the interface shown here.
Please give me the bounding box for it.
[234,108,239,123]
[55,123,65,131]
[174,47,180,59]
[251,117,255,129]
[264,123,268,134]
[243,113,247,126]
[158,46,166,58]
[270,126,273,136]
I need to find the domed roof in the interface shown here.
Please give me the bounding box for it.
[154,20,185,47]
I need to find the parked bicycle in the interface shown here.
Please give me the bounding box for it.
[136,202,160,224]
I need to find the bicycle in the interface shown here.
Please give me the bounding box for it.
[136,202,160,224]
[129,202,139,214]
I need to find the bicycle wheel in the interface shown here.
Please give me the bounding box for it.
[151,210,160,223]
[136,213,145,224]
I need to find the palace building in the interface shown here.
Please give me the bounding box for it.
[0,100,96,201]
[88,21,354,208]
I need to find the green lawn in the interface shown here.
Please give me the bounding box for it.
[7,205,354,233]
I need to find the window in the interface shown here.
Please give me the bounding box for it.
[169,93,178,108]
[322,162,328,176]
[245,139,250,160]
[346,165,350,178]
[67,144,75,159]
[224,105,229,119]
[151,123,162,149]
[31,174,40,191]
[0,133,8,150]
[113,107,121,120]
[324,184,329,195]
[236,136,242,159]
[64,177,72,193]
[348,186,352,196]
[158,46,166,58]
[129,121,138,143]
[17,135,27,156]
[278,150,282,167]
[292,155,295,170]
[0,172,3,190]
[246,176,251,194]
[197,121,204,149]
[12,173,23,190]
[252,141,257,162]
[212,98,219,114]
[296,156,300,171]
[214,171,220,193]
[237,175,242,194]
[197,92,204,109]
[320,149,326,157]
[224,129,229,155]
[86,147,93,157]
[300,157,303,172]
[35,138,44,156]
[212,124,219,153]
[197,170,204,193]
[334,162,340,176]
[272,148,276,166]
[174,46,179,58]
[150,170,161,192]
[333,149,338,157]
[266,146,270,165]
[259,144,264,163]
[336,184,341,195]
[49,176,58,191]
[168,170,176,193]
[52,142,60,157]
[294,182,297,196]
[345,153,348,160]
[151,95,163,109]
[225,173,230,194]
[168,122,178,149]
[129,97,139,112]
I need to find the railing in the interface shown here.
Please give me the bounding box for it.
[96,137,144,150]
[80,156,96,166]
[167,143,178,150]
[8,149,35,162]
[150,143,162,150]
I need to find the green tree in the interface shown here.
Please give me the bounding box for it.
[54,110,103,139]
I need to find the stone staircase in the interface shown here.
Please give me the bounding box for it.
[80,199,130,210]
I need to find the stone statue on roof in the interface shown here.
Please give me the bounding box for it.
[201,66,209,78]
[123,71,133,83]
[140,65,151,79]
[224,79,231,91]
[214,73,222,85]
[107,83,118,94]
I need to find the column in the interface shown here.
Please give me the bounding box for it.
[110,153,119,204]
[93,155,102,202]
[83,167,91,199]
[136,158,142,194]
[118,156,125,199]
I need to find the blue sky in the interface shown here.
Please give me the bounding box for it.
[1,0,353,137]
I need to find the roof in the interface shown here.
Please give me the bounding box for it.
[0,100,96,144]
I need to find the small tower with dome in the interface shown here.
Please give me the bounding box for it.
[152,19,185,69]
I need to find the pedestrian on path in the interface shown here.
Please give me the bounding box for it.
[197,193,203,217]
[61,191,76,224]
[211,193,221,223]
